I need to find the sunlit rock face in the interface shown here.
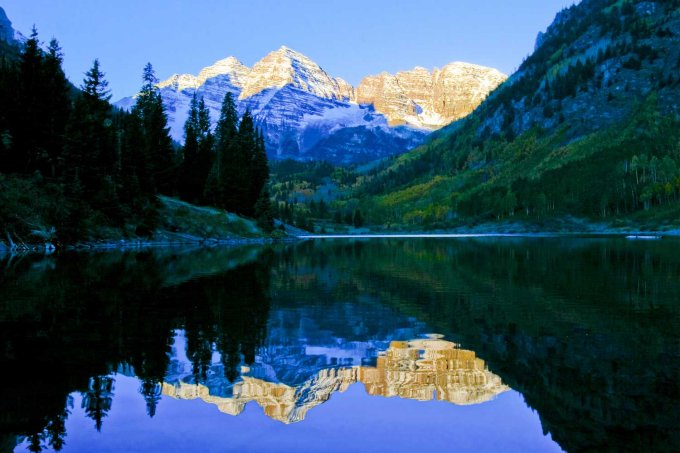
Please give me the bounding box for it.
[355,63,507,129]
[115,47,503,164]
[355,72,418,126]
[162,337,509,423]
[432,63,507,123]
[239,46,352,101]
[156,57,250,93]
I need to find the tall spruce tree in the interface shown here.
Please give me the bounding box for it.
[11,27,45,174]
[43,39,72,178]
[0,54,14,170]
[1,30,70,177]
[254,186,275,232]
[59,59,117,238]
[205,92,243,210]
[250,128,269,209]
[179,94,213,203]
[196,97,215,201]
[133,63,174,195]
[64,59,115,204]
[179,93,199,201]
[236,109,257,215]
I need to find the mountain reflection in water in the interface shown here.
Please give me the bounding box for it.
[1,237,679,452]
[162,336,509,424]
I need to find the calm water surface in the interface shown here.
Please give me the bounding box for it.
[1,237,679,452]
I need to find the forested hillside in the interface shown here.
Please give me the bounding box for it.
[351,0,680,230]
[0,26,275,246]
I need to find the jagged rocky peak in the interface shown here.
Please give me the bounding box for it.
[157,73,200,91]
[158,56,249,91]
[239,45,351,101]
[196,56,249,86]
[432,62,507,120]
[355,62,507,130]
[118,45,506,164]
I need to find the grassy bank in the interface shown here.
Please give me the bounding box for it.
[0,174,287,252]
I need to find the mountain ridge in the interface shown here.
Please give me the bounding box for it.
[349,0,680,229]
[115,46,505,164]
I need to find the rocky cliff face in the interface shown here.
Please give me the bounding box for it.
[0,7,24,44]
[0,7,13,43]
[239,46,352,101]
[116,47,504,164]
[354,0,680,227]
[356,63,507,129]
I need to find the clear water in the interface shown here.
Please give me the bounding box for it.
[1,237,678,452]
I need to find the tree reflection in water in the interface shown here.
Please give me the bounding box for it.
[0,238,678,452]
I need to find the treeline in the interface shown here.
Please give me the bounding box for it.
[177,92,273,230]
[268,159,367,231]
[274,199,364,231]
[454,97,680,220]
[0,29,273,244]
[477,0,678,140]
[0,28,176,241]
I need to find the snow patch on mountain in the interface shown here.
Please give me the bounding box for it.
[115,46,502,164]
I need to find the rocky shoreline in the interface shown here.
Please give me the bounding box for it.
[0,232,301,255]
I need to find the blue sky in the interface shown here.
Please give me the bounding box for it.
[3,0,575,99]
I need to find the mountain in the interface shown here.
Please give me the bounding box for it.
[0,6,24,61]
[354,0,680,229]
[115,47,505,165]
[0,7,24,44]
[355,62,507,129]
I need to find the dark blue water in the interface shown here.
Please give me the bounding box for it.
[1,237,678,452]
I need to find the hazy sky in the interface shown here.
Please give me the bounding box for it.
[3,0,575,99]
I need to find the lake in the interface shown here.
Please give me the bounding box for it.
[1,237,679,452]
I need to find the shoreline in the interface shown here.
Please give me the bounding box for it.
[299,231,675,239]
[0,234,301,255]
[3,230,676,256]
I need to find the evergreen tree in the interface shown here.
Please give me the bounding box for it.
[179,93,200,201]
[196,97,215,200]
[118,108,145,208]
[133,63,175,195]
[81,58,111,101]
[254,187,275,232]
[0,34,70,175]
[42,39,72,178]
[249,128,269,213]
[236,109,257,215]
[205,92,243,210]
[0,54,16,171]
[179,94,213,203]
[64,59,116,211]
[11,27,45,173]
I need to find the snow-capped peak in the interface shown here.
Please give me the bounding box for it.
[157,73,200,91]
[196,56,250,87]
[239,45,350,101]
[157,56,250,92]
